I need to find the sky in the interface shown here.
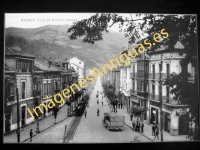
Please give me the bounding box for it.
[5,13,143,33]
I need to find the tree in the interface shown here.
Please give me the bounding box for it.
[67,13,197,67]
[67,13,198,140]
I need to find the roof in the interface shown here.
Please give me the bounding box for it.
[5,47,36,58]
[34,59,61,72]
[104,112,125,117]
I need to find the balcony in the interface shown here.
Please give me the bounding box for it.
[6,95,15,103]
[149,73,168,80]
[33,90,41,97]
[137,90,148,98]
[130,72,137,79]
[130,89,137,95]
[188,76,195,82]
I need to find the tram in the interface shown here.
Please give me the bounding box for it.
[76,101,86,116]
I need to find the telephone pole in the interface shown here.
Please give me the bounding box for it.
[16,88,20,143]
[159,54,163,141]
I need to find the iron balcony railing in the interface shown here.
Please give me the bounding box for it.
[149,73,168,80]
[148,93,178,104]
[130,72,137,79]
[33,90,41,97]
[7,95,15,103]
[130,89,137,95]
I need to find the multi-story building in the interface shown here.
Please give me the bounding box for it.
[34,58,62,118]
[4,47,36,133]
[146,41,195,136]
[68,57,85,80]
[119,52,132,113]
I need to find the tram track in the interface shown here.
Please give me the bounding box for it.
[63,116,82,143]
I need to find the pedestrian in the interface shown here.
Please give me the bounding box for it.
[118,103,120,109]
[130,113,133,121]
[141,121,144,133]
[136,118,140,132]
[121,103,123,109]
[84,110,87,118]
[97,109,99,116]
[152,124,155,136]
[132,120,136,131]
[102,101,103,106]
[154,125,159,140]
[30,129,33,142]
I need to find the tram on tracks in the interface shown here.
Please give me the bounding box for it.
[76,101,86,116]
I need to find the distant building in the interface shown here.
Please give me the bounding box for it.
[68,57,85,80]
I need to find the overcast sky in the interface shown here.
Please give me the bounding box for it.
[5,13,143,33]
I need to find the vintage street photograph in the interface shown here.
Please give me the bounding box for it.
[3,13,199,143]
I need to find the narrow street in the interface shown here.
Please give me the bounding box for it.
[68,76,151,143]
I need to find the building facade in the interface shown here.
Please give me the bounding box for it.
[68,57,85,80]
[4,47,36,133]
[147,41,195,136]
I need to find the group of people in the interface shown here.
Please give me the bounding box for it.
[152,124,159,140]
[132,118,144,133]
[117,102,123,109]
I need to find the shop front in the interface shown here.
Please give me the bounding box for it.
[164,112,171,133]
[150,107,159,125]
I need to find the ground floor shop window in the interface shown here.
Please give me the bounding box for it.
[164,113,171,133]
[151,108,158,125]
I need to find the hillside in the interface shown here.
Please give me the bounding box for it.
[5,24,129,70]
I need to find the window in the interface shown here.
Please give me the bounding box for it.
[159,84,162,97]
[152,65,155,79]
[9,83,14,96]
[182,65,188,74]
[44,83,47,96]
[22,81,26,99]
[152,85,155,98]
[166,86,169,102]
[144,84,146,92]
[159,64,162,73]
[166,64,170,78]
[48,83,51,95]
[29,61,32,72]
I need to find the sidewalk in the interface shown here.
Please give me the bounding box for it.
[4,104,70,143]
[105,97,190,142]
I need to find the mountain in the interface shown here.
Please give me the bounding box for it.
[5,24,129,71]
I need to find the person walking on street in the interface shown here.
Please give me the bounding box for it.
[84,110,87,118]
[141,121,144,133]
[152,124,155,136]
[102,101,103,106]
[30,129,33,142]
[154,125,159,140]
[136,118,140,132]
[121,103,123,109]
[130,113,133,121]
[97,108,100,116]
[132,120,136,131]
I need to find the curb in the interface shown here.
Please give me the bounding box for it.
[124,123,154,142]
